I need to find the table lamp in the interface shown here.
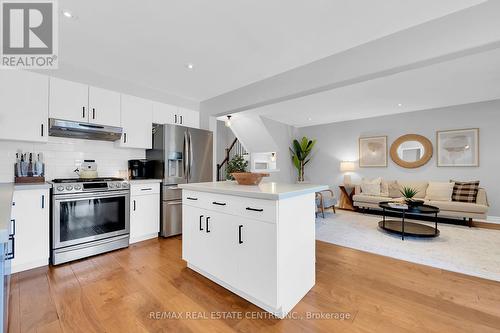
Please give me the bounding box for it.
[339,161,356,184]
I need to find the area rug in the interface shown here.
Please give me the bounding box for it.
[315,210,500,282]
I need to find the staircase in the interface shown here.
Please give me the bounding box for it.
[217,138,247,181]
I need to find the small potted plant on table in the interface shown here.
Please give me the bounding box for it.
[400,186,424,208]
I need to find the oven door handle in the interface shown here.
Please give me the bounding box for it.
[53,190,130,201]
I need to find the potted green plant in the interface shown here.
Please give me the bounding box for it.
[400,186,424,208]
[226,154,248,180]
[289,136,316,182]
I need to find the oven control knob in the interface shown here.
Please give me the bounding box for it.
[115,183,122,188]
[66,185,73,191]
[74,185,82,190]
[122,182,129,188]
[109,183,115,188]
[57,186,64,192]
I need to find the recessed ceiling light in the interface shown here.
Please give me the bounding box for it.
[397,103,403,107]
[308,117,312,121]
[185,63,194,70]
[62,10,76,19]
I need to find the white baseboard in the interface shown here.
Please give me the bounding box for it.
[12,258,49,274]
[484,216,500,224]
[129,233,159,244]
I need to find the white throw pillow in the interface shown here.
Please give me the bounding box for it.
[380,180,396,197]
[425,182,455,201]
[361,177,382,196]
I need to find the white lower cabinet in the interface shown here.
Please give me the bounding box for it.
[202,211,238,286]
[130,183,160,243]
[235,216,277,307]
[183,202,277,309]
[10,188,50,273]
[181,189,317,318]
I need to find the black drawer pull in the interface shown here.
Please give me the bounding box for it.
[212,201,226,206]
[187,197,198,201]
[133,200,136,211]
[206,217,211,233]
[246,207,263,212]
[199,215,204,231]
[6,235,14,260]
[238,225,243,244]
[141,188,152,191]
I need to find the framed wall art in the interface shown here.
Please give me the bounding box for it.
[359,136,387,167]
[437,128,479,167]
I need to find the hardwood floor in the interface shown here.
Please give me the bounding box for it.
[8,237,500,333]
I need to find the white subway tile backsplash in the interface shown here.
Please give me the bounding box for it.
[0,137,145,182]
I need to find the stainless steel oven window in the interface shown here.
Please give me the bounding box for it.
[52,191,130,249]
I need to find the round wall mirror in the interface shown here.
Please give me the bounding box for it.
[390,134,433,168]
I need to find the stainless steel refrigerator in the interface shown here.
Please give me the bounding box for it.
[146,124,213,237]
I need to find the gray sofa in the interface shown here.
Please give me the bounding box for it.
[353,180,489,221]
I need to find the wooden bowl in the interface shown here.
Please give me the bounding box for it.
[231,172,270,185]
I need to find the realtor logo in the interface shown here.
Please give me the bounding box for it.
[1,0,58,68]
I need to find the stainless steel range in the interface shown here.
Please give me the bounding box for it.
[50,177,130,265]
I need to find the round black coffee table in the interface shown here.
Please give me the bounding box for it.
[378,202,440,240]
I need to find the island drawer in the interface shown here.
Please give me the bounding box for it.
[182,190,277,223]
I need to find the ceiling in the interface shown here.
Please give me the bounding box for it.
[56,0,485,103]
[248,47,500,127]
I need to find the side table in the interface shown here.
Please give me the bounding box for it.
[338,184,356,211]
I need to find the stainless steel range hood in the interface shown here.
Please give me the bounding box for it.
[49,118,123,141]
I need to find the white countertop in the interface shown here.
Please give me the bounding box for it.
[178,181,328,200]
[128,179,162,184]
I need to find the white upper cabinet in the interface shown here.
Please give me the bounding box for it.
[88,86,121,127]
[49,77,88,122]
[178,107,200,128]
[50,77,121,127]
[152,102,199,128]
[152,102,177,125]
[118,94,152,149]
[0,71,49,143]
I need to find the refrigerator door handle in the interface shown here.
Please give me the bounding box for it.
[183,131,189,180]
[189,132,193,181]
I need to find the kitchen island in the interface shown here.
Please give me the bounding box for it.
[178,181,327,318]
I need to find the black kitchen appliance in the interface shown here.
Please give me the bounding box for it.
[128,159,153,179]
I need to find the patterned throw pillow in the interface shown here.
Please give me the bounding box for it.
[450,180,480,203]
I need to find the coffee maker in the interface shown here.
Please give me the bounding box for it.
[128,159,153,179]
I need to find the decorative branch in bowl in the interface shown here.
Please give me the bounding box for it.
[400,186,424,208]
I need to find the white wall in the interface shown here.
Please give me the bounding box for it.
[261,117,296,183]
[298,100,500,217]
[228,113,278,153]
[0,137,145,182]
